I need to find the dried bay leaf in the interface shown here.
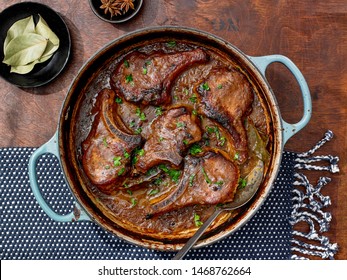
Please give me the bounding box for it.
[10,61,37,74]
[39,36,59,59]
[2,14,60,74]
[3,33,48,67]
[3,15,35,49]
[10,51,54,74]
[35,15,60,59]
[35,15,59,46]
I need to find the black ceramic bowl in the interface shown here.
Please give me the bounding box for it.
[88,0,143,23]
[0,2,71,87]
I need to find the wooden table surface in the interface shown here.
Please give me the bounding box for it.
[0,0,346,260]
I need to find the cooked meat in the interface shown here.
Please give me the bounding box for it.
[82,89,141,191]
[110,48,209,105]
[150,151,239,215]
[77,40,271,238]
[135,107,202,173]
[196,67,254,163]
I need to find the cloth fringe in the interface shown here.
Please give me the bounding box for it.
[290,130,339,260]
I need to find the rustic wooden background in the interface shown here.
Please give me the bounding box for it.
[0,0,346,259]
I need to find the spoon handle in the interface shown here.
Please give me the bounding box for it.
[172,208,223,260]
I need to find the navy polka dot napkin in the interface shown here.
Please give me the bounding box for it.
[0,148,294,260]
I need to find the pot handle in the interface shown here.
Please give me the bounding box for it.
[247,55,312,146]
[28,131,91,222]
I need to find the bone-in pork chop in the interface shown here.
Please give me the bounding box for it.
[197,67,254,163]
[135,107,202,173]
[150,151,240,215]
[110,48,209,105]
[82,89,141,192]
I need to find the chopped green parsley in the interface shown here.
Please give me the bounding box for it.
[194,213,203,227]
[124,150,130,159]
[176,122,185,128]
[201,167,212,184]
[201,82,210,91]
[167,40,176,48]
[148,189,160,196]
[130,197,137,207]
[135,127,142,135]
[125,74,133,84]
[159,164,181,183]
[117,167,126,176]
[123,59,130,68]
[115,97,123,104]
[113,156,122,167]
[155,106,163,116]
[135,107,146,121]
[238,178,247,189]
[189,174,195,187]
[102,137,108,147]
[189,143,203,156]
[189,94,197,103]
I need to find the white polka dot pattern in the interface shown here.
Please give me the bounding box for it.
[0,148,295,260]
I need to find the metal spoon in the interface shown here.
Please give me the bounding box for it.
[172,160,264,260]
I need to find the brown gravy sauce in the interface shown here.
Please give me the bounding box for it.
[75,41,271,240]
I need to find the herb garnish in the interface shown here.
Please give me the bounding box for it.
[123,59,130,68]
[135,107,146,121]
[167,40,176,48]
[132,148,145,165]
[201,167,212,184]
[137,149,145,157]
[118,167,126,176]
[189,143,203,155]
[129,120,136,128]
[205,126,226,146]
[113,156,122,167]
[125,74,133,84]
[194,213,203,227]
[115,97,123,104]
[238,178,247,189]
[148,189,160,196]
[216,181,224,186]
[130,197,137,207]
[124,150,130,159]
[189,94,197,103]
[189,174,195,187]
[127,189,133,195]
[103,137,108,147]
[135,127,142,135]
[159,164,181,183]
[155,106,163,116]
[201,82,210,91]
[168,169,181,183]
[176,122,185,128]
[234,153,239,160]
[153,178,163,186]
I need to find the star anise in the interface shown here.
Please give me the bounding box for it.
[99,0,136,18]
[115,0,135,14]
[99,0,122,17]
